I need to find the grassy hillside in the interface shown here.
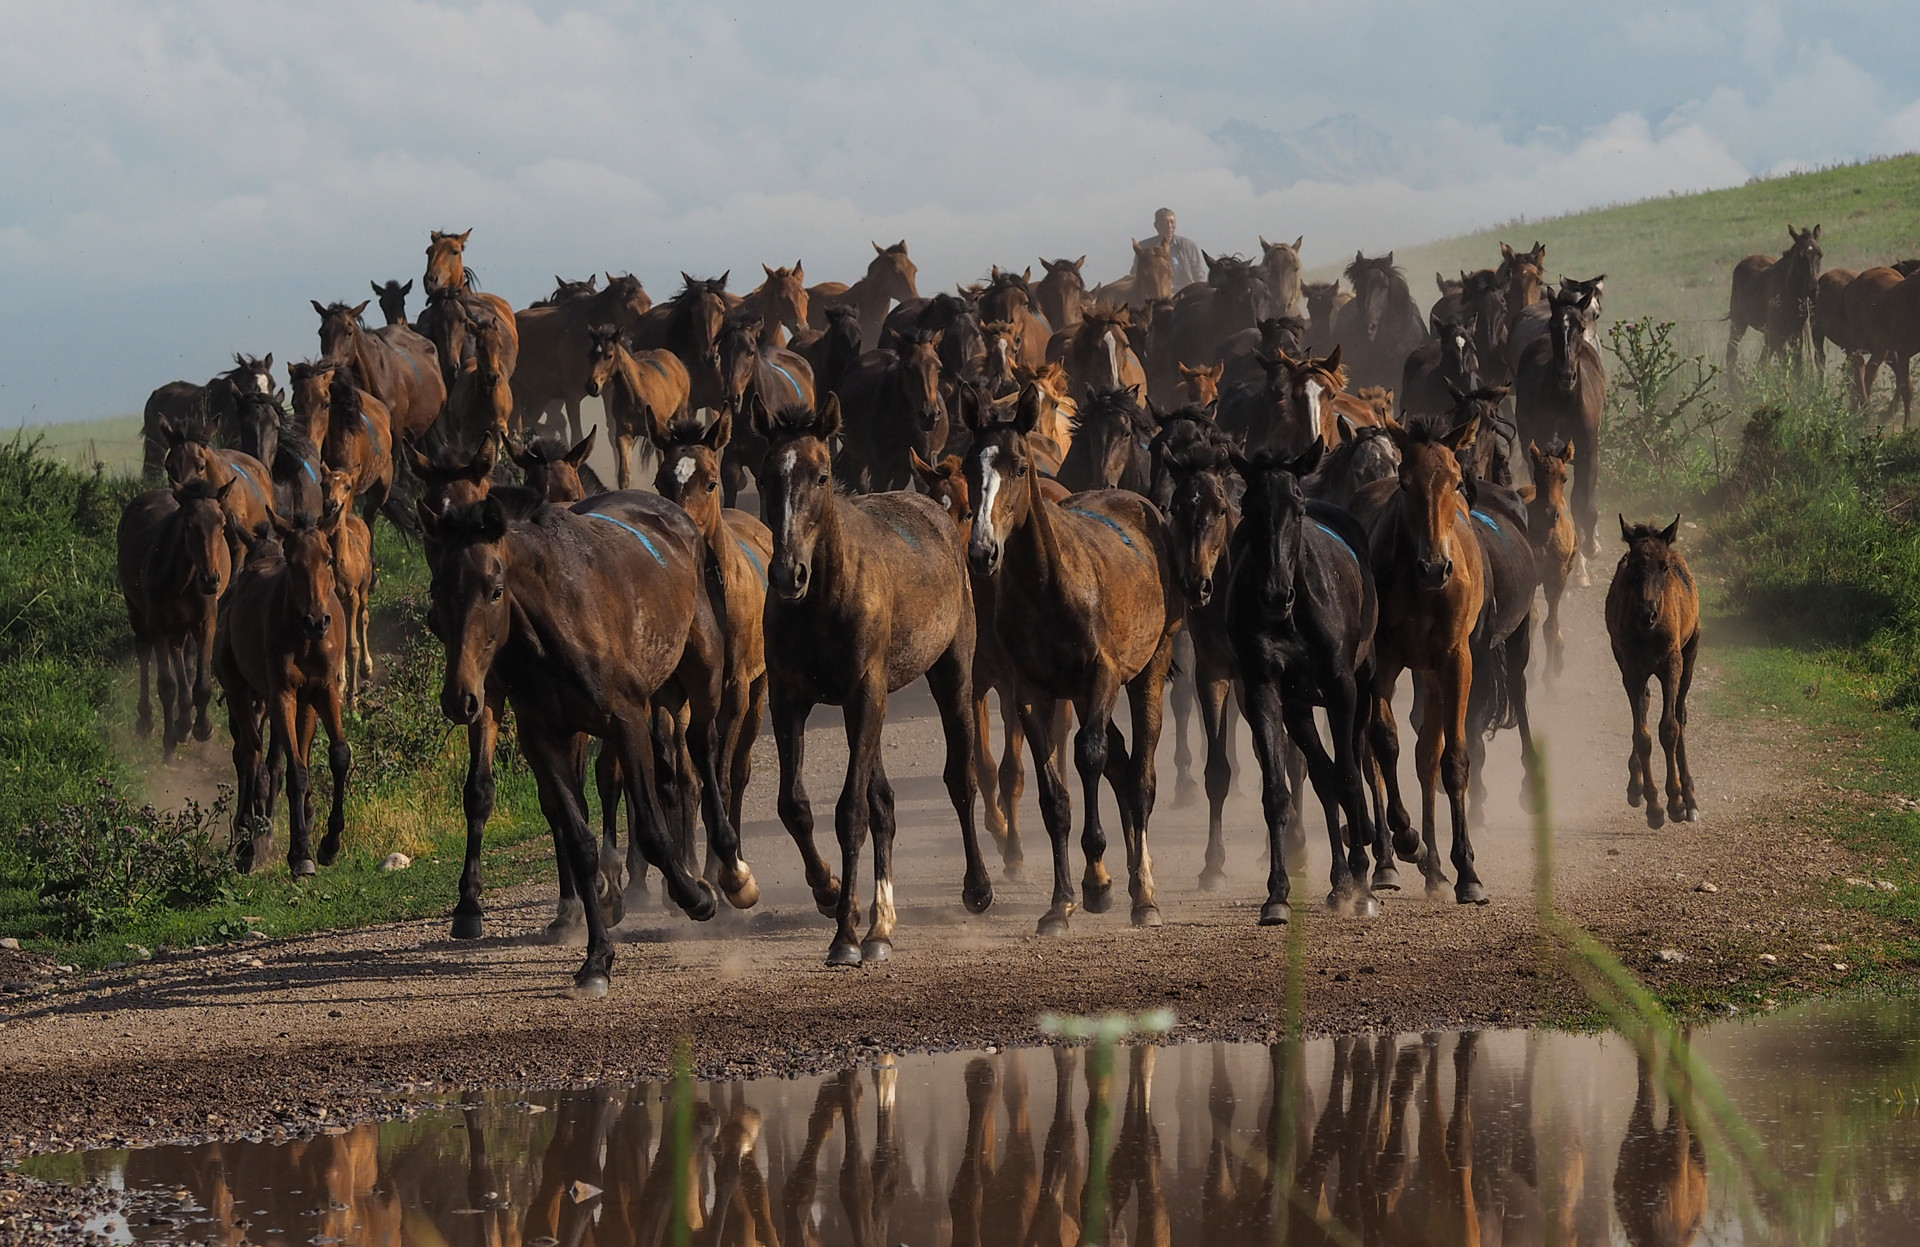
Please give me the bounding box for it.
[5,414,144,475]
[1361,154,1920,360]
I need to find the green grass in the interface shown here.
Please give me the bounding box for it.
[5,414,145,476]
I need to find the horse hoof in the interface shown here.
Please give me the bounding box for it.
[1174,779,1200,808]
[684,880,719,922]
[860,938,893,964]
[316,837,340,868]
[1372,864,1402,892]
[1352,893,1382,919]
[962,877,994,915]
[1197,867,1226,893]
[540,920,589,947]
[192,719,214,742]
[292,859,317,878]
[1131,905,1162,929]
[813,878,843,918]
[1259,901,1291,926]
[1457,881,1490,906]
[450,913,484,941]
[722,865,760,910]
[1082,879,1114,915]
[1684,808,1701,823]
[136,716,153,739]
[826,940,863,967]
[1036,912,1072,938]
[1000,857,1025,882]
[1425,877,1451,900]
[568,974,610,1000]
[1646,807,1667,830]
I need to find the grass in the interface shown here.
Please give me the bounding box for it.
[4,415,145,476]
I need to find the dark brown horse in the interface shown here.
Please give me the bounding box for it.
[1035,256,1088,333]
[320,468,375,707]
[311,300,445,442]
[141,353,276,481]
[1726,224,1822,374]
[630,274,735,414]
[213,508,350,877]
[371,279,412,327]
[1606,517,1701,829]
[1160,254,1265,382]
[1519,439,1578,679]
[794,303,865,402]
[1329,252,1429,391]
[434,290,519,441]
[158,414,275,561]
[507,428,604,503]
[979,267,1053,369]
[118,478,234,759]
[424,488,758,992]
[513,273,652,441]
[1496,242,1550,375]
[834,331,947,493]
[738,263,810,344]
[1057,384,1152,494]
[583,325,691,490]
[1215,315,1309,391]
[1302,280,1350,356]
[1515,284,1606,574]
[963,383,1184,933]
[753,394,993,963]
[807,241,920,349]
[1400,318,1481,417]
[320,371,394,549]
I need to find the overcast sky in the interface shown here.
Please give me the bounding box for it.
[6,0,1920,424]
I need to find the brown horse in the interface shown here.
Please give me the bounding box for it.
[753,394,993,964]
[630,273,736,413]
[420,230,521,373]
[1519,439,1578,678]
[1063,305,1148,401]
[1515,284,1606,572]
[1302,280,1350,354]
[285,358,336,445]
[1058,384,1152,494]
[1014,359,1079,475]
[834,330,946,492]
[1606,517,1700,829]
[507,427,604,503]
[1726,224,1822,374]
[1256,235,1306,319]
[213,508,350,877]
[738,263,810,344]
[807,241,920,349]
[1178,361,1224,406]
[1497,241,1550,374]
[311,300,445,442]
[1614,1042,1709,1247]
[320,371,394,549]
[118,478,234,759]
[320,469,374,708]
[513,273,653,442]
[436,291,518,442]
[583,325,692,489]
[979,267,1053,369]
[370,279,412,327]
[158,415,275,561]
[963,383,1184,933]
[981,321,1025,393]
[424,488,758,992]
[1274,346,1387,450]
[1035,256,1088,333]
[1811,266,1860,382]
[141,354,276,481]
[1329,252,1429,391]
[1089,238,1174,311]
[651,409,772,838]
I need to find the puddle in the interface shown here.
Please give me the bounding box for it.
[25,995,1920,1245]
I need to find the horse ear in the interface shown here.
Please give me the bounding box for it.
[1227,448,1253,481]
[763,263,777,279]
[270,510,297,543]
[748,392,775,440]
[455,229,472,244]
[1500,243,1515,262]
[1322,344,1343,373]
[417,500,441,540]
[504,434,533,470]
[793,261,804,279]
[1812,224,1822,240]
[1337,413,1358,443]
[1260,235,1270,251]
[1441,415,1480,453]
[1663,515,1682,544]
[704,410,733,452]
[1293,438,1326,477]
[1445,380,1466,404]
[468,434,497,480]
[1075,255,1086,270]
[350,300,370,318]
[311,299,328,317]
[817,392,843,440]
[1620,514,1634,543]
[401,279,412,295]
[1022,266,1032,282]
[401,435,430,477]
[215,477,236,501]
[567,427,598,467]
[1293,236,1303,251]
[681,271,695,288]
[479,496,507,541]
[1436,273,1448,294]
[159,415,181,445]
[371,281,384,297]
[1558,440,1575,463]
[909,447,937,484]
[873,241,885,255]
[1527,440,1542,459]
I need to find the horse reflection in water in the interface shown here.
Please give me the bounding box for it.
[781,1064,901,1247]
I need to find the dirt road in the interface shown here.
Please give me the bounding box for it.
[0,564,1885,1158]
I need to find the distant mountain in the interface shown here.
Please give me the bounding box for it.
[1213,114,1402,190]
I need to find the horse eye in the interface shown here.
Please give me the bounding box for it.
[706,479,718,493]
[817,471,830,486]
[490,586,504,602]
[1015,462,1029,478]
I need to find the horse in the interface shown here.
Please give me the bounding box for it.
[117,478,234,760]
[1811,267,1860,383]
[962,383,1183,933]
[321,371,394,550]
[1442,381,1517,488]
[583,325,692,490]
[1035,256,1088,333]
[1304,416,1399,509]
[141,353,275,481]
[981,321,1025,394]
[715,315,817,503]
[286,358,336,445]
[530,274,600,307]
[1226,441,1385,921]
[1062,305,1148,402]
[1057,384,1151,494]
[270,420,328,522]
[419,229,521,377]
[1302,280,1350,354]
[1400,317,1481,417]
[213,507,351,877]
[513,273,653,442]
[311,300,445,442]
[319,469,375,708]
[1519,439,1578,679]
[1012,359,1079,476]
[650,409,772,841]
[1160,254,1264,380]
[1726,224,1822,375]
[506,427,605,503]
[1256,235,1306,319]
[1088,238,1174,311]
[881,290,986,379]
[752,393,993,963]
[435,290,519,442]
[629,273,736,414]
[794,303,864,402]
[807,240,920,349]
[1606,516,1701,829]
[738,263,810,345]
[1257,346,1386,454]
[1178,361,1224,406]
[1496,242,1550,374]
[1216,315,1309,390]
[371,279,412,327]
[1844,265,1920,422]
[422,488,759,992]
[157,413,275,562]
[1329,252,1429,391]
[1515,284,1606,574]
[978,267,1053,369]
[835,330,946,492]
[1431,271,1466,323]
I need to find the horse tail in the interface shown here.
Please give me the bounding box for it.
[1482,631,1521,737]
[381,469,423,539]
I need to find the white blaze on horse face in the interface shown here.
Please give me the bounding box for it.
[1103,328,1120,385]
[1304,377,1325,432]
[975,450,1004,547]
[250,371,272,395]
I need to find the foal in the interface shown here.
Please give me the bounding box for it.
[508,427,603,503]
[117,478,234,758]
[584,325,691,491]
[320,469,375,707]
[755,394,993,964]
[1606,517,1701,828]
[1520,439,1578,679]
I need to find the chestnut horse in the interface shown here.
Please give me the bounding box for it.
[311,300,445,442]
[979,267,1053,369]
[738,263,810,344]
[835,329,947,493]
[1035,256,1088,333]
[1088,238,1174,311]
[213,508,351,877]
[507,428,605,503]
[435,291,518,442]
[513,273,653,442]
[1606,517,1701,828]
[753,394,993,964]
[320,371,394,550]
[1519,439,1578,679]
[1329,252,1429,391]
[320,469,375,707]
[1515,284,1606,574]
[583,325,692,490]
[963,383,1184,934]
[807,241,920,350]
[1726,224,1822,374]
[118,478,234,760]
[1062,305,1148,402]
[420,229,521,378]
[630,274,735,414]
[158,414,274,563]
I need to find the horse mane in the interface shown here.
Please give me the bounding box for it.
[317,301,369,328]
[175,476,224,502]
[1155,410,1231,474]
[1397,411,1461,446]
[1301,280,1339,298]
[661,411,718,446]
[671,275,730,305]
[1082,303,1132,331]
[1621,520,1674,544]
[1081,385,1151,436]
[1344,253,1409,295]
[824,303,861,325]
[1462,269,1502,300]
[515,435,577,463]
[275,425,320,476]
[759,401,831,439]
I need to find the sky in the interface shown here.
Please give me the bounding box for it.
[6,0,1920,425]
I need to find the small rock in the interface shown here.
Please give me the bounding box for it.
[1606,849,1621,857]
[246,957,266,968]
[1833,963,1850,973]
[1876,879,1900,892]
[1694,881,1718,893]
[55,965,74,975]
[567,1180,602,1204]
[1845,876,1872,888]
[0,938,18,951]
[125,944,151,959]
[1333,970,1352,982]
[327,1009,343,1018]
[1653,948,1685,964]
[381,853,412,872]
[1759,953,1778,965]
[245,930,270,941]
[1716,1002,1740,1016]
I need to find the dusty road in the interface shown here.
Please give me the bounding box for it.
[0,559,1888,1160]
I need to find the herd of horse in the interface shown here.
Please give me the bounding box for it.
[118,227,1705,997]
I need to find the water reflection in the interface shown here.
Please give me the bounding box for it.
[45,997,1920,1246]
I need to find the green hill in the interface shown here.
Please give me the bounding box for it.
[1346,153,1920,361]
[7,414,144,475]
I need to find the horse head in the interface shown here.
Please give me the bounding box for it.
[752,393,842,602]
[1617,515,1686,634]
[371,279,413,326]
[1547,285,1598,392]
[758,263,810,330]
[311,300,371,365]
[1078,384,1150,490]
[1154,406,1235,606]
[507,427,597,504]
[1343,252,1402,342]
[424,228,473,295]
[407,433,498,517]
[1228,440,1325,613]
[1389,414,1479,590]
[1498,241,1547,314]
[1781,224,1823,301]
[869,240,919,303]
[173,476,235,597]
[1258,235,1305,313]
[960,382,1048,578]
[1130,238,1174,300]
[273,506,342,641]
[420,495,511,724]
[910,449,971,534]
[653,412,730,533]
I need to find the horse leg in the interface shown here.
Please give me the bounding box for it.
[1573,420,1601,562]
[614,425,635,492]
[191,615,218,742]
[1657,651,1690,826]
[1369,663,1418,861]
[1169,633,1198,805]
[614,717,717,924]
[229,692,266,872]
[1411,673,1449,895]
[827,680,885,966]
[1120,634,1175,927]
[684,688,758,910]
[521,729,618,997]
[451,689,502,939]
[1018,693,1076,935]
[974,679,1008,858]
[1196,669,1233,892]
[997,691,1028,877]
[1676,632,1701,821]
[315,685,351,868]
[771,685,839,915]
[728,674,765,833]
[1244,680,1296,925]
[590,743,632,925]
[862,755,898,961]
[1624,666,1659,827]
[1439,653,1486,905]
[157,638,184,761]
[1072,665,1124,917]
[925,645,993,917]
[1508,622,1541,810]
[278,693,316,877]
[134,639,154,738]
[1723,321,1745,385]
[566,397,585,447]
[1545,572,1567,680]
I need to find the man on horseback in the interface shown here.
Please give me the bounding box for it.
[1154,208,1206,292]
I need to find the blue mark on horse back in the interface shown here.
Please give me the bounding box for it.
[587,511,668,566]
[1312,520,1362,567]
[734,535,768,586]
[767,360,802,404]
[1065,506,1148,559]
[228,461,267,509]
